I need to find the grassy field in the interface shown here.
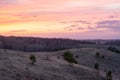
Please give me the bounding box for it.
[0,47,120,80]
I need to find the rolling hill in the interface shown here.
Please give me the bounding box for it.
[0,47,120,80]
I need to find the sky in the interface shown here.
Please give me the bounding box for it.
[0,0,120,39]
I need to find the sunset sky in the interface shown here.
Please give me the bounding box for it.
[0,0,120,39]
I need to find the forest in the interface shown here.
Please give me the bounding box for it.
[0,36,95,52]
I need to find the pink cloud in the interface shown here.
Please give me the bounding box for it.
[0,0,120,39]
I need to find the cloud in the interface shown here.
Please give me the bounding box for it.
[96,20,120,31]
[102,3,120,10]
[70,20,91,24]
[61,20,90,24]
[108,16,116,18]
[63,20,94,32]
[0,0,28,7]
[64,19,120,32]
[8,30,28,33]
[65,24,85,31]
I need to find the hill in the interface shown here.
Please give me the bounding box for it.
[0,48,107,80]
[0,36,120,80]
[0,47,120,80]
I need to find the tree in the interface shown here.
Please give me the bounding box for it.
[94,63,99,70]
[101,55,105,59]
[106,70,112,80]
[94,63,100,80]
[29,54,36,65]
[95,52,100,58]
[63,51,77,64]
[108,46,120,53]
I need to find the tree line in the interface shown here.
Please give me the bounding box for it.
[0,36,96,52]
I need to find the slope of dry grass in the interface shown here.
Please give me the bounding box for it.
[0,47,120,80]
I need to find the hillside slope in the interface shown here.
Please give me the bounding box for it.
[0,49,106,80]
[65,48,120,80]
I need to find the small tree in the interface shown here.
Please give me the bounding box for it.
[94,63,100,80]
[95,52,100,58]
[94,63,99,70]
[101,55,105,59]
[63,51,77,64]
[29,54,36,65]
[106,70,112,80]
[108,46,120,53]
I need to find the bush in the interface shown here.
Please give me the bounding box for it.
[106,70,112,80]
[63,51,77,64]
[108,46,120,53]
[95,52,100,58]
[75,55,79,58]
[29,54,36,65]
[94,63,99,70]
[101,55,105,59]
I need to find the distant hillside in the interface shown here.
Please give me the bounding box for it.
[104,40,120,46]
[0,36,95,52]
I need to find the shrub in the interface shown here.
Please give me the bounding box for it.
[106,70,112,80]
[95,52,100,58]
[63,51,77,64]
[29,54,36,65]
[75,55,79,58]
[101,55,105,59]
[108,46,120,53]
[94,63,99,70]
[16,73,20,77]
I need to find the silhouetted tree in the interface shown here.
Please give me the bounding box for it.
[108,46,120,53]
[63,51,77,64]
[95,52,100,58]
[94,63,99,70]
[94,63,100,80]
[29,54,36,65]
[106,70,112,80]
[101,55,105,59]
